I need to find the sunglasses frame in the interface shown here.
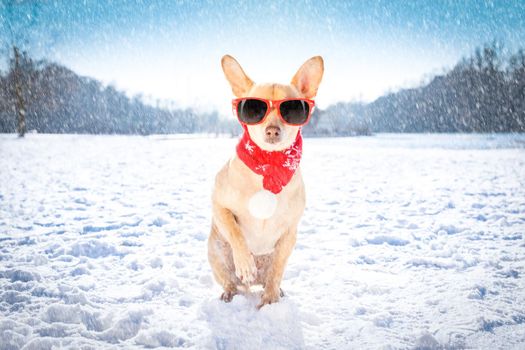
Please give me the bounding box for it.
[232,97,315,126]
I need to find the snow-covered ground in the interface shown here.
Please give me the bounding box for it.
[1,133,525,349]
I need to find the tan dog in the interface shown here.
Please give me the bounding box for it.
[208,55,324,309]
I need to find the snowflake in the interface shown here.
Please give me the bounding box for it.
[285,146,301,157]
[255,164,269,172]
[245,141,254,154]
[282,146,301,170]
[283,157,300,170]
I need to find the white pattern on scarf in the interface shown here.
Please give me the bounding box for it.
[244,141,254,154]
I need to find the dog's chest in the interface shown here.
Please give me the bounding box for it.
[239,217,287,256]
[224,156,305,256]
[235,186,302,256]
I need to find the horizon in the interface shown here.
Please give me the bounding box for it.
[1,0,524,117]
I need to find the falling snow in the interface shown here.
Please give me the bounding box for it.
[1,1,525,349]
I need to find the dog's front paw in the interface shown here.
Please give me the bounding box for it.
[220,290,237,303]
[232,250,256,284]
[257,287,281,309]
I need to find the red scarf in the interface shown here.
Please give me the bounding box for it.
[236,126,303,194]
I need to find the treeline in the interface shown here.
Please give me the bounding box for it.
[302,103,371,136]
[1,43,524,135]
[314,43,525,135]
[0,53,238,135]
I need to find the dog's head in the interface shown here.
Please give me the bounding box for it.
[221,55,324,151]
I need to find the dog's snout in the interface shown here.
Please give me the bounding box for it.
[265,126,280,138]
[264,125,282,144]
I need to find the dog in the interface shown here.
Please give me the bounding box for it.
[208,55,324,309]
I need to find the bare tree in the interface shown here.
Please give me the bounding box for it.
[12,45,26,136]
[2,0,40,137]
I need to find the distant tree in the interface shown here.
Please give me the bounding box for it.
[354,42,525,133]
[508,49,525,131]
[0,52,236,135]
[1,0,41,137]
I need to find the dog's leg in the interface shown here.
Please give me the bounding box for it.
[257,228,297,309]
[212,205,257,285]
[208,227,239,302]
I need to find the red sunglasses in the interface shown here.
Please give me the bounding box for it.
[232,98,315,126]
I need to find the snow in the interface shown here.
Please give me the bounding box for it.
[1,133,525,349]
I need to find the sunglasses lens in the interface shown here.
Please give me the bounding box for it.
[237,99,268,124]
[280,100,310,125]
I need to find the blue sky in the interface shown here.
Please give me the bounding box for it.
[1,0,524,115]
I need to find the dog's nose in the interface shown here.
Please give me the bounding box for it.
[265,125,281,143]
[265,126,280,138]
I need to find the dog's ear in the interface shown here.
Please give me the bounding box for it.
[221,55,254,97]
[291,56,324,99]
